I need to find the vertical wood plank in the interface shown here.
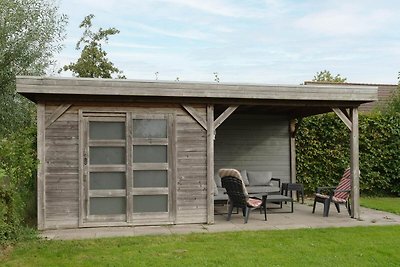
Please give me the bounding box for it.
[78,110,85,227]
[168,113,177,223]
[37,103,46,230]
[206,105,214,224]
[126,113,133,223]
[350,107,360,219]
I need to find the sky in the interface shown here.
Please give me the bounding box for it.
[55,0,400,85]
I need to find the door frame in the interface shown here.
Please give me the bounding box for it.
[78,110,176,227]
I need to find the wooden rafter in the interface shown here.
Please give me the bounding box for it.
[181,104,207,131]
[214,105,239,130]
[45,104,72,128]
[332,108,352,130]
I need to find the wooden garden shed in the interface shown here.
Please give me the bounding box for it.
[16,76,377,230]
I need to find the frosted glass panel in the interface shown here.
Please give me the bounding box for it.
[133,170,167,187]
[90,172,126,190]
[90,197,126,215]
[90,122,125,140]
[133,195,168,213]
[133,146,167,163]
[133,119,167,138]
[90,147,125,164]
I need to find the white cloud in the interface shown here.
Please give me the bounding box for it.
[295,4,395,36]
[157,0,262,18]
[130,22,211,40]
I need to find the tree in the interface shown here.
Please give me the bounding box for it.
[383,73,400,114]
[60,14,125,79]
[312,70,347,83]
[0,0,67,136]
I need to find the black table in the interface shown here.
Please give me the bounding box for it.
[281,183,304,204]
[261,193,293,221]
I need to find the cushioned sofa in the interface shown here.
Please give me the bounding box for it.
[213,170,281,202]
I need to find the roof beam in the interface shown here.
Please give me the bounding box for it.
[181,104,207,131]
[214,105,239,130]
[45,104,72,128]
[332,108,352,131]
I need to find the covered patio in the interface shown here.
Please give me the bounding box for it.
[41,203,400,240]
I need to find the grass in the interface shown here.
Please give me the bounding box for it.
[361,197,400,215]
[2,225,400,266]
[2,197,399,266]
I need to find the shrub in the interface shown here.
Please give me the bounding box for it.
[0,126,38,245]
[296,112,400,196]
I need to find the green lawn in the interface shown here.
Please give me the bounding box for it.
[2,197,400,266]
[361,197,400,215]
[2,226,400,266]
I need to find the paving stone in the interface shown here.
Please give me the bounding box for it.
[39,203,400,240]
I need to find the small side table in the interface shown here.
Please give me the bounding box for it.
[281,183,304,204]
[262,193,293,221]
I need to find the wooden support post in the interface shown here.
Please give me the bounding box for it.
[289,119,302,183]
[37,103,46,230]
[289,120,296,184]
[206,105,214,224]
[350,108,360,219]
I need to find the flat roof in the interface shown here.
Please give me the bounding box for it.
[17,76,378,104]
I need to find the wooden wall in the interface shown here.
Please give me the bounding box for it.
[214,114,290,182]
[40,102,207,229]
[175,106,207,223]
[44,105,80,229]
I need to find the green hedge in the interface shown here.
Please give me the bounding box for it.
[296,113,400,196]
[0,126,37,245]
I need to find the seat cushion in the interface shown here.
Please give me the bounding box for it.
[315,193,347,203]
[214,191,228,201]
[247,197,262,207]
[315,193,329,199]
[246,186,280,194]
[332,196,347,203]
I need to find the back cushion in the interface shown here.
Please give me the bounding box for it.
[214,173,222,187]
[334,168,351,200]
[247,171,272,186]
[213,179,219,196]
[240,170,250,186]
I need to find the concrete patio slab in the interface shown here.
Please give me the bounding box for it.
[41,203,400,240]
